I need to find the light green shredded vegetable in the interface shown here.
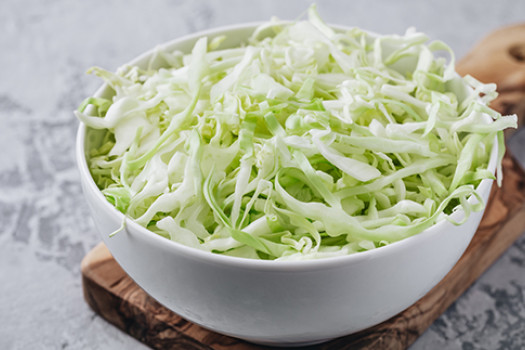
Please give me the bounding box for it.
[77,5,517,260]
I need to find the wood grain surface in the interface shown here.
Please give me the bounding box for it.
[81,25,525,350]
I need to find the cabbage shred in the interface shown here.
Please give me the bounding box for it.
[77,6,516,260]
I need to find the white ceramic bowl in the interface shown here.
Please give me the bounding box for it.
[76,23,497,346]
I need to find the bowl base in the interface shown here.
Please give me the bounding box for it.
[243,337,335,348]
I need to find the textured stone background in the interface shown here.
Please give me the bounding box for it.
[1,0,524,349]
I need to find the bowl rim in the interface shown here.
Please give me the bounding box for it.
[76,21,498,270]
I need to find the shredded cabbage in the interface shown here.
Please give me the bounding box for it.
[77,5,517,260]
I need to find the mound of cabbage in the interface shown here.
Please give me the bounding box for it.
[77,7,516,260]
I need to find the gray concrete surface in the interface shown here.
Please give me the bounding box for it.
[1,1,524,349]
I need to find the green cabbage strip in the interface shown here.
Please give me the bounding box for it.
[77,5,516,260]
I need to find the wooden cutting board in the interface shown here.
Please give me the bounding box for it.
[81,25,525,350]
